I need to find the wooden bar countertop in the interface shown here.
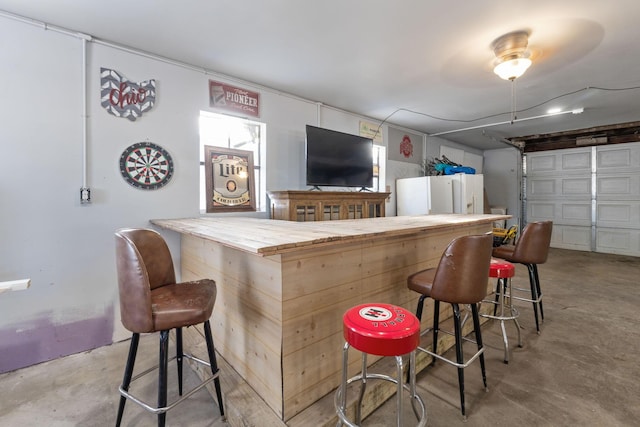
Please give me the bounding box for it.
[151,214,509,257]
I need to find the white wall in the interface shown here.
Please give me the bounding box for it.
[0,16,320,372]
[483,147,522,228]
[0,13,508,373]
[0,19,124,372]
[426,135,484,162]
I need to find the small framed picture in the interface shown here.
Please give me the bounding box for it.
[204,146,256,213]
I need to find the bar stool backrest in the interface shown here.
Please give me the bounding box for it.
[511,221,553,265]
[115,228,176,333]
[430,234,493,305]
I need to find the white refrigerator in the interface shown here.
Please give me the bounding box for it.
[396,174,483,216]
[452,173,484,214]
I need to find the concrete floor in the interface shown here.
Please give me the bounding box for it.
[1,248,638,426]
[366,247,640,427]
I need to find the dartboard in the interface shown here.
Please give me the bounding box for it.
[119,142,174,190]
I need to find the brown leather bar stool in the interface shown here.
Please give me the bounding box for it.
[114,228,224,427]
[492,221,553,334]
[407,234,493,419]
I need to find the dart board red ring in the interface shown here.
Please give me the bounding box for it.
[119,142,174,190]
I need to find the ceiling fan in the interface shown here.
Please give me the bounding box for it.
[491,30,533,81]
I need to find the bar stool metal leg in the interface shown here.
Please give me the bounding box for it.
[356,353,367,424]
[203,320,225,418]
[499,279,522,362]
[527,264,541,333]
[493,279,502,316]
[452,304,466,418]
[158,330,169,427]
[176,327,183,396]
[395,355,404,427]
[533,264,544,321]
[337,342,349,427]
[408,350,422,420]
[432,300,440,362]
[470,304,487,391]
[116,333,140,427]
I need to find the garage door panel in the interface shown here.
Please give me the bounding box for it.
[562,151,592,170]
[527,200,591,226]
[597,143,640,173]
[597,201,640,228]
[597,174,640,199]
[550,225,591,251]
[528,176,591,198]
[528,147,591,175]
[596,228,640,256]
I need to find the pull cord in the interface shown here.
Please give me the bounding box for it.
[510,78,518,124]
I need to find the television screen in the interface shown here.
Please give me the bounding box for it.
[305,125,374,189]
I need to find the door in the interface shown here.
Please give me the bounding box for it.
[525,142,640,256]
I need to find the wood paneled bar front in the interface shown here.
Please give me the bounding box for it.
[150,214,507,423]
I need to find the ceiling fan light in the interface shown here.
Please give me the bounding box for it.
[493,57,532,80]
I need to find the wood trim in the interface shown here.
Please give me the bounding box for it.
[512,121,640,152]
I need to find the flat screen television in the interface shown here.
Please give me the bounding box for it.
[305,125,374,189]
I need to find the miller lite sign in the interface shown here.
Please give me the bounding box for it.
[205,146,256,213]
[211,153,251,206]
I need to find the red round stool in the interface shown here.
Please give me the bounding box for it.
[480,258,522,363]
[334,303,427,427]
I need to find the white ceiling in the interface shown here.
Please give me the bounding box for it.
[2,0,640,150]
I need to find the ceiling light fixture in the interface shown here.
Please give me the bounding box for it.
[491,31,533,123]
[492,31,532,81]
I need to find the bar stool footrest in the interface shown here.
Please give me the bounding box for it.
[511,287,543,304]
[416,345,484,369]
[119,353,220,416]
[479,300,520,321]
[334,372,427,427]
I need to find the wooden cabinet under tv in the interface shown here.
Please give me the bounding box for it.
[268,190,390,221]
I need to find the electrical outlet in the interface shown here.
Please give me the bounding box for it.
[80,187,91,204]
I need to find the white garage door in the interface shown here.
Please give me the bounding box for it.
[525,142,640,256]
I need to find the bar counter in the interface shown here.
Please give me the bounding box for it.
[151,214,507,422]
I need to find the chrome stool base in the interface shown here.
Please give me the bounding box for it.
[480,277,522,363]
[334,342,427,427]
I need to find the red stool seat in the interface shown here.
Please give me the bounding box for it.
[489,258,515,279]
[343,303,421,356]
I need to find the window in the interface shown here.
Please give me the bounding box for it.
[372,144,386,192]
[199,111,266,212]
